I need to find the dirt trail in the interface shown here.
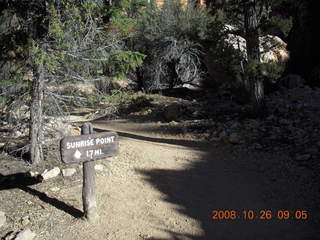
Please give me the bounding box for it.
[47,119,319,240]
[1,118,319,240]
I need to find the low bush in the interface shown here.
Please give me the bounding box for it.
[134,0,219,91]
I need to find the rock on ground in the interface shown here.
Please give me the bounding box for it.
[94,164,104,172]
[27,171,39,178]
[40,167,60,180]
[163,101,183,122]
[14,229,36,240]
[224,32,289,63]
[0,211,6,228]
[62,168,77,177]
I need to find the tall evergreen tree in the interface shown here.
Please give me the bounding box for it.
[219,0,274,112]
[0,0,145,163]
[0,0,48,163]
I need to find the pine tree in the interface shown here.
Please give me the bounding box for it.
[219,0,274,113]
[0,0,49,163]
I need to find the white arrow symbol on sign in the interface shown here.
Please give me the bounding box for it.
[74,149,82,159]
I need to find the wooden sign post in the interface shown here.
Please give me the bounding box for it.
[60,122,118,221]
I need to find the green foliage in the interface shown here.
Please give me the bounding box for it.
[0,0,146,98]
[107,0,148,36]
[0,95,7,105]
[115,0,149,17]
[137,0,214,43]
[0,9,12,34]
[109,9,138,36]
[0,61,28,87]
[107,89,131,105]
[82,94,106,106]
[109,50,145,78]
[47,0,146,84]
[218,0,294,39]
[96,0,148,80]
[46,1,109,80]
[267,15,292,38]
[48,4,64,41]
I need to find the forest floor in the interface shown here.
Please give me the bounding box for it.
[0,87,320,240]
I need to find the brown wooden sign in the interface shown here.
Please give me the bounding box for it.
[60,132,119,164]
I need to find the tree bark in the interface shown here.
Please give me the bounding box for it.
[244,1,260,60]
[244,0,264,113]
[29,63,44,164]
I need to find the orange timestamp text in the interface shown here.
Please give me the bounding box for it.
[211,210,309,220]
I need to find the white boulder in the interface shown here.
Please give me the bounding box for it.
[62,168,77,177]
[40,167,61,180]
[14,229,36,240]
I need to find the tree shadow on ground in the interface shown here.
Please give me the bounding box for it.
[0,173,83,218]
[94,128,209,150]
[137,145,320,240]
[157,88,207,101]
[92,120,320,239]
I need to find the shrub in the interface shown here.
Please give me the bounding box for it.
[134,0,218,91]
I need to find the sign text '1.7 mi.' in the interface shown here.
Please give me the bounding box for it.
[60,132,119,164]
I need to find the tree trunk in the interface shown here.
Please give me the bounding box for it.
[244,0,264,113]
[244,0,260,60]
[29,63,44,164]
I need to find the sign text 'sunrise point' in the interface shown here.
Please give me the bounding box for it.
[60,132,118,164]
